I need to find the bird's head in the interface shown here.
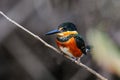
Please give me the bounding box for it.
[46,22,78,37]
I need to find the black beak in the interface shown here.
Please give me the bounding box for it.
[46,29,60,35]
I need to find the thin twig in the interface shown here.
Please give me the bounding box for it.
[0,11,108,80]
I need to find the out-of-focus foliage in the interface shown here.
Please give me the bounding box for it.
[87,28,120,76]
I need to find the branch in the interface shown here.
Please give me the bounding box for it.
[0,11,108,80]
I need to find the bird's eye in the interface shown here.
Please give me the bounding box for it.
[62,27,67,31]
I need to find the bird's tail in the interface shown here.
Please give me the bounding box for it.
[85,45,91,53]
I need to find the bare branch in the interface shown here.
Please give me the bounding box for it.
[0,11,108,80]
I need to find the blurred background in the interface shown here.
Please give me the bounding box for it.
[0,0,120,80]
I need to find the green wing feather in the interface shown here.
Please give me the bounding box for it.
[74,34,87,55]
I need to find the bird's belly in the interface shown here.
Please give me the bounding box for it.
[59,46,74,57]
[56,37,82,57]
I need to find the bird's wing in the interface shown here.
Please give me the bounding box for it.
[74,34,86,55]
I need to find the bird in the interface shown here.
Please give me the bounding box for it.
[46,22,90,62]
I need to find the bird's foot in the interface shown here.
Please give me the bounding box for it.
[70,57,78,63]
[77,57,81,63]
[71,57,81,63]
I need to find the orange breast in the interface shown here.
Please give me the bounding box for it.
[56,37,82,57]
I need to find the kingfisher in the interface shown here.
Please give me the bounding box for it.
[46,22,90,61]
